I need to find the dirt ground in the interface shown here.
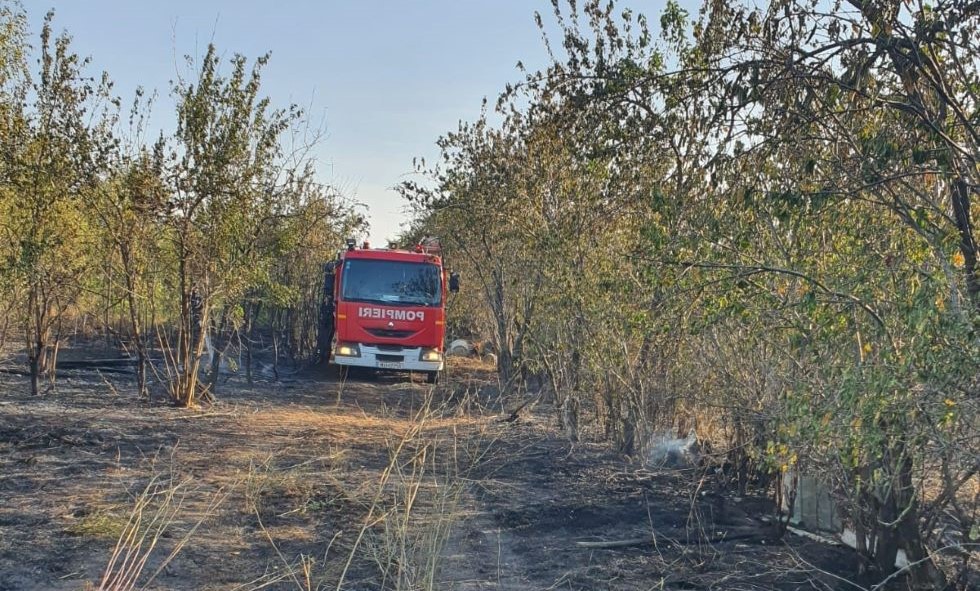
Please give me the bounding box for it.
[0,355,868,591]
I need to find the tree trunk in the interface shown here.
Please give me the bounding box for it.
[178,306,208,407]
[121,248,148,399]
[272,309,281,380]
[172,247,207,407]
[28,341,40,396]
[244,300,261,384]
[893,452,948,590]
[872,439,948,589]
[489,267,517,391]
[0,312,8,352]
[26,287,49,396]
[206,305,230,395]
[562,395,580,442]
[951,177,978,311]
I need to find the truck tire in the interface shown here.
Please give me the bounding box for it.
[425,371,439,385]
[333,364,350,381]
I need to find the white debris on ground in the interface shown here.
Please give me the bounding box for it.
[839,528,910,569]
[447,339,472,356]
[446,338,498,365]
[645,430,700,468]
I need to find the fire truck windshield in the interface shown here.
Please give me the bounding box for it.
[341,260,442,307]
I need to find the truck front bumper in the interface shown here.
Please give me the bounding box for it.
[332,344,444,372]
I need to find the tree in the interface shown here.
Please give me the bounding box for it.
[0,9,111,395]
[86,94,168,398]
[161,44,309,406]
[407,0,978,586]
[0,0,28,359]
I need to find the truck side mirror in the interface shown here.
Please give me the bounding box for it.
[449,271,460,293]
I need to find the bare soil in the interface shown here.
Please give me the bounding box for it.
[0,355,864,590]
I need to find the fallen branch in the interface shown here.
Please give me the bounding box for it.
[576,537,653,549]
[58,358,136,368]
[576,530,768,549]
[785,525,843,546]
[499,394,540,423]
[0,365,135,376]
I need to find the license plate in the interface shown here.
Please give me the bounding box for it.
[377,361,403,369]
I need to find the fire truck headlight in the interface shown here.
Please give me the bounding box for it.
[336,343,360,357]
[419,348,443,362]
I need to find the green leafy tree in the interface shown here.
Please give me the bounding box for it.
[408,1,979,586]
[0,10,112,394]
[86,92,168,398]
[162,44,308,405]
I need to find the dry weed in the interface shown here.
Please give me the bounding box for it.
[95,465,229,591]
[235,385,489,591]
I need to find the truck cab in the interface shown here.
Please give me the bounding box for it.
[322,240,456,383]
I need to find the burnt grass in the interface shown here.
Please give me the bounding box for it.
[0,355,865,590]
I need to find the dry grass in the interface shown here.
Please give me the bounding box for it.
[232,384,491,591]
[357,402,470,591]
[95,467,230,591]
[2,366,914,591]
[243,406,484,440]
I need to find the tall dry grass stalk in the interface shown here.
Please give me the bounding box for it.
[236,384,491,591]
[369,426,466,590]
[335,388,470,591]
[96,468,228,591]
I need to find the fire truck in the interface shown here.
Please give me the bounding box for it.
[318,238,458,384]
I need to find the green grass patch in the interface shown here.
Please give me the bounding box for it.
[66,511,127,539]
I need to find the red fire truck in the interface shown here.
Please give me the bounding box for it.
[318,238,458,384]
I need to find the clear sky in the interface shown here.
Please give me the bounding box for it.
[32,1,682,245]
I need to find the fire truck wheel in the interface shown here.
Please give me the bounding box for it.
[425,371,439,385]
[334,365,350,381]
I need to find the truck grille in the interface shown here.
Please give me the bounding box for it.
[366,328,416,339]
[376,354,405,363]
[376,344,405,351]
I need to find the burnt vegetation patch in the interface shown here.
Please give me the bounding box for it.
[0,362,885,591]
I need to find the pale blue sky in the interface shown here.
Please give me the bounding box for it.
[34,1,683,244]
